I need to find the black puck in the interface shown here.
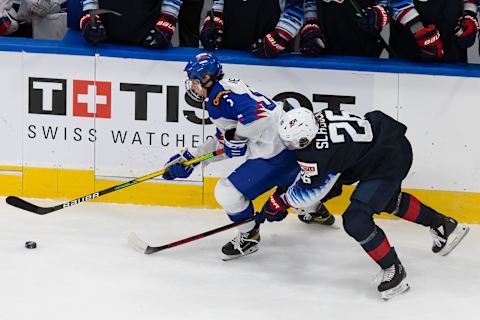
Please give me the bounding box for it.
[25,241,37,249]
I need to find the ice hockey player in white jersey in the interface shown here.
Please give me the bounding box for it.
[162,52,335,260]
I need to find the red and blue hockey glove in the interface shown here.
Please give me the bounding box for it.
[251,30,290,58]
[256,188,290,223]
[0,13,13,36]
[356,6,390,34]
[454,14,479,49]
[414,24,444,60]
[299,21,326,57]
[143,14,177,49]
[162,149,197,180]
[80,14,108,45]
[200,11,224,50]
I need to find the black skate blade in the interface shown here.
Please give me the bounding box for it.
[305,219,341,229]
[222,246,259,261]
[295,208,340,228]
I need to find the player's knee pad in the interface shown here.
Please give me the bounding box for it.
[384,192,402,214]
[214,178,252,220]
[342,200,376,242]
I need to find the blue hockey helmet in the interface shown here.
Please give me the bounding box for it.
[184,52,223,83]
[184,52,223,102]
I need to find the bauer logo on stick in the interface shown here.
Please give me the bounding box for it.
[63,193,100,208]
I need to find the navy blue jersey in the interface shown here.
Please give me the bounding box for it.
[82,0,163,44]
[212,0,303,50]
[304,0,384,57]
[386,0,466,61]
[285,109,413,209]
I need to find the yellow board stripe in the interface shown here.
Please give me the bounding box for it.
[0,166,22,172]
[0,168,478,224]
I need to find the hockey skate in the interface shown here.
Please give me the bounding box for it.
[430,215,469,256]
[297,204,336,226]
[376,259,410,301]
[222,224,260,261]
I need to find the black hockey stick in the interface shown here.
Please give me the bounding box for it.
[346,0,396,57]
[89,8,122,26]
[128,218,254,255]
[6,149,224,215]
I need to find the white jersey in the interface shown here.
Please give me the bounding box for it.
[1,0,65,35]
[195,78,286,163]
[4,0,65,20]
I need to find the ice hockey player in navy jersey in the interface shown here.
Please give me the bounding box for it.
[80,0,201,48]
[257,107,469,300]
[162,52,335,260]
[200,0,303,58]
[386,0,478,61]
[300,0,388,57]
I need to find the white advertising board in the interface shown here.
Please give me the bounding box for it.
[22,52,95,170]
[2,50,480,194]
[93,56,206,181]
[399,74,480,192]
[0,51,23,167]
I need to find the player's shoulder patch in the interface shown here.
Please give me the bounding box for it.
[212,90,233,106]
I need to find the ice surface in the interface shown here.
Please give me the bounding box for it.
[1,198,478,320]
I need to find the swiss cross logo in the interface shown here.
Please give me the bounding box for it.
[73,80,112,118]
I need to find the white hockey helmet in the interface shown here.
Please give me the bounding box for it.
[278,108,319,150]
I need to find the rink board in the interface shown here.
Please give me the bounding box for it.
[0,33,480,223]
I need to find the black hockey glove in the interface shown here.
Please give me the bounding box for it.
[200,11,224,50]
[143,14,177,49]
[251,30,290,58]
[454,13,479,49]
[299,21,326,57]
[79,14,108,45]
[414,24,444,60]
[356,6,390,34]
[256,188,290,223]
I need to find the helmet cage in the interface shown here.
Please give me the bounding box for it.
[185,78,207,103]
[184,53,223,103]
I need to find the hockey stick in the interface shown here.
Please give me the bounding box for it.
[346,0,396,57]
[6,149,224,215]
[89,9,122,26]
[128,218,254,255]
